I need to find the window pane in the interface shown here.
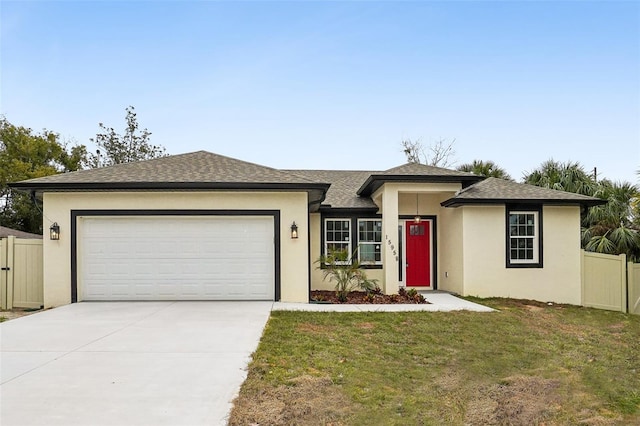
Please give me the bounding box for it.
[328,243,348,252]
[360,244,375,262]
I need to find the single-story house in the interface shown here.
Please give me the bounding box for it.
[10,151,604,308]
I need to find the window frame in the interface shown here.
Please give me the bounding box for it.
[357,218,383,265]
[505,205,543,268]
[320,213,383,269]
[324,218,352,264]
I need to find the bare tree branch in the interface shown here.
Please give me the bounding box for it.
[401,137,456,167]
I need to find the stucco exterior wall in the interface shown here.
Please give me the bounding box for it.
[461,205,582,304]
[438,206,464,294]
[42,191,310,307]
[397,192,454,217]
[309,213,329,291]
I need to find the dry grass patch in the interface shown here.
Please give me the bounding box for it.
[465,375,562,425]
[229,375,352,426]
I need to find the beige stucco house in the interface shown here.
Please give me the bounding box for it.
[11,151,603,308]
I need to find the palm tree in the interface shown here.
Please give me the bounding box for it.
[582,180,640,261]
[523,160,597,196]
[456,160,512,180]
[525,160,640,260]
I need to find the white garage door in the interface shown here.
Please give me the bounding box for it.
[80,216,275,301]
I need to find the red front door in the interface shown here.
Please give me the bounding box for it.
[405,220,431,287]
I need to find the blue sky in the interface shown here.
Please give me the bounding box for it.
[2,1,639,183]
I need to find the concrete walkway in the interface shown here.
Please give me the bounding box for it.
[273,292,494,312]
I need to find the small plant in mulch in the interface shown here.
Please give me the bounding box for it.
[310,290,429,304]
[406,288,426,303]
[389,294,401,303]
[363,292,376,303]
[316,248,378,303]
[311,293,327,302]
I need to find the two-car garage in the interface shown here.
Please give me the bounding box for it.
[13,150,322,307]
[77,215,277,301]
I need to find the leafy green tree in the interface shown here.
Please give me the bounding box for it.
[456,160,512,180]
[0,117,87,233]
[88,106,166,167]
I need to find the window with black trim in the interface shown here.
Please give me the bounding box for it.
[507,210,540,266]
[325,218,351,260]
[357,219,382,264]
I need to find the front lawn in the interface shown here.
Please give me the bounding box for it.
[230,298,640,425]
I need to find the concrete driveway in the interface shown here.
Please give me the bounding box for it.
[0,302,272,426]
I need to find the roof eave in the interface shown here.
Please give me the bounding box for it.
[356,175,483,197]
[9,181,330,192]
[9,181,331,207]
[441,197,608,208]
[318,205,380,213]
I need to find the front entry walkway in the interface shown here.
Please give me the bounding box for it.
[0,302,272,426]
[273,292,494,312]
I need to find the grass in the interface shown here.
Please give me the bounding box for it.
[229,298,640,425]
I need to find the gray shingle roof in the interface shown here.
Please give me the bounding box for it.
[357,162,483,196]
[284,170,378,209]
[10,151,604,209]
[441,177,606,207]
[10,151,331,210]
[383,162,478,178]
[13,151,319,186]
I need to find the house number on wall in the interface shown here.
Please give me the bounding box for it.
[385,234,399,261]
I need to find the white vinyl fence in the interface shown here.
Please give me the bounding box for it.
[581,250,639,315]
[1,236,43,309]
[628,262,640,315]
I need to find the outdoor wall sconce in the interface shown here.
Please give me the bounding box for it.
[50,222,60,240]
[290,222,298,239]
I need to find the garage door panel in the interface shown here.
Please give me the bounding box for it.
[80,216,275,301]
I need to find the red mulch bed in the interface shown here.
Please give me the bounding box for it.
[310,290,429,304]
